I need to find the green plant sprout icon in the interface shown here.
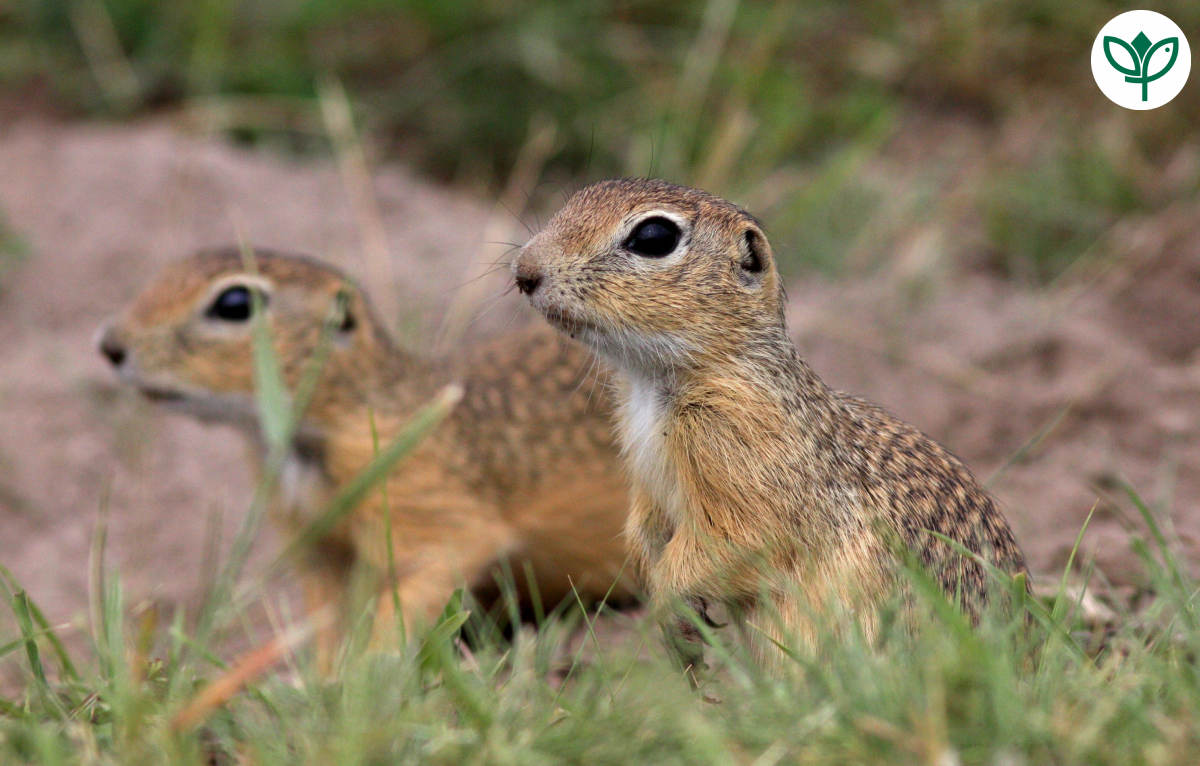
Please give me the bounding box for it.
[1104,31,1179,102]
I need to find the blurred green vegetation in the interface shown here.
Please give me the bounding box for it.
[4,0,1200,280]
[983,128,1144,283]
[0,209,27,293]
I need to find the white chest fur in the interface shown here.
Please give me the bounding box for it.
[617,374,681,519]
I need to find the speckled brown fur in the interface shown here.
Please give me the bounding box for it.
[99,248,630,664]
[514,179,1027,670]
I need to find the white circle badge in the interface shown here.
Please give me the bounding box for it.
[1091,10,1190,110]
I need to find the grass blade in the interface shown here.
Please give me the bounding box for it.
[12,591,65,719]
[275,383,463,565]
[1052,503,1097,623]
[238,246,291,453]
[0,565,79,684]
[415,589,490,727]
[923,530,1085,660]
[416,589,471,671]
[1122,481,1196,629]
[370,406,405,649]
[170,612,327,732]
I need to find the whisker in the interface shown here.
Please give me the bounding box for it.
[463,249,520,274]
[518,182,541,232]
[586,353,607,410]
[472,279,523,323]
[442,266,511,294]
[480,241,524,250]
[548,180,571,205]
[466,289,512,329]
[575,349,604,404]
[570,344,600,399]
[588,362,616,412]
[499,199,535,238]
[499,306,524,333]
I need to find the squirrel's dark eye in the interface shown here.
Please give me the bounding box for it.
[625,217,680,257]
[206,286,257,322]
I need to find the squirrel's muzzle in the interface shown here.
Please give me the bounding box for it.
[512,257,542,296]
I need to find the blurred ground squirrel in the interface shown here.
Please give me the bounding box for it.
[99,248,631,659]
[513,179,1028,671]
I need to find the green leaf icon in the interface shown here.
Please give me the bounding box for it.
[1103,30,1180,102]
[1104,36,1140,76]
[1130,31,1152,59]
[1142,38,1179,82]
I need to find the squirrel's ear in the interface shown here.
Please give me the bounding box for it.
[333,288,358,335]
[736,229,769,286]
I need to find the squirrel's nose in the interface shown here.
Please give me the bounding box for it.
[513,262,542,296]
[98,326,127,367]
[515,273,541,296]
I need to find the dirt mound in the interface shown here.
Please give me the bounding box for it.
[0,119,1196,651]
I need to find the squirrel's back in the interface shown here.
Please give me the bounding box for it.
[450,324,619,502]
[836,393,1027,610]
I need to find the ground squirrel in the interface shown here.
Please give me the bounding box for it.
[513,178,1028,670]
[98,248,631,659]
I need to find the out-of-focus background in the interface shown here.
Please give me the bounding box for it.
[0,0,1198,642]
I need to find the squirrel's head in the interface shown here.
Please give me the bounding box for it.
[513,179,785,375]
[98,248,393,432]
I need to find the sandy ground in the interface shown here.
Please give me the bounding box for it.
[0,119,1197,655]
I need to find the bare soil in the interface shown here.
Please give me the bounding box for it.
[0,119,1196,654]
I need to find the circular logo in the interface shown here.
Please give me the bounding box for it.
[1092,10,1190,110]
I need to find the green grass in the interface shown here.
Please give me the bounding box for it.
[981,122,1147,284]
[2,288,1200,764]
[0,484,1197,765]
[0,208,28,295]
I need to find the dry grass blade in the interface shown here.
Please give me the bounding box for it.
[68,0,141,112]
[671,0,741,173]
[171,609,332,733]
[318,75,399,329]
